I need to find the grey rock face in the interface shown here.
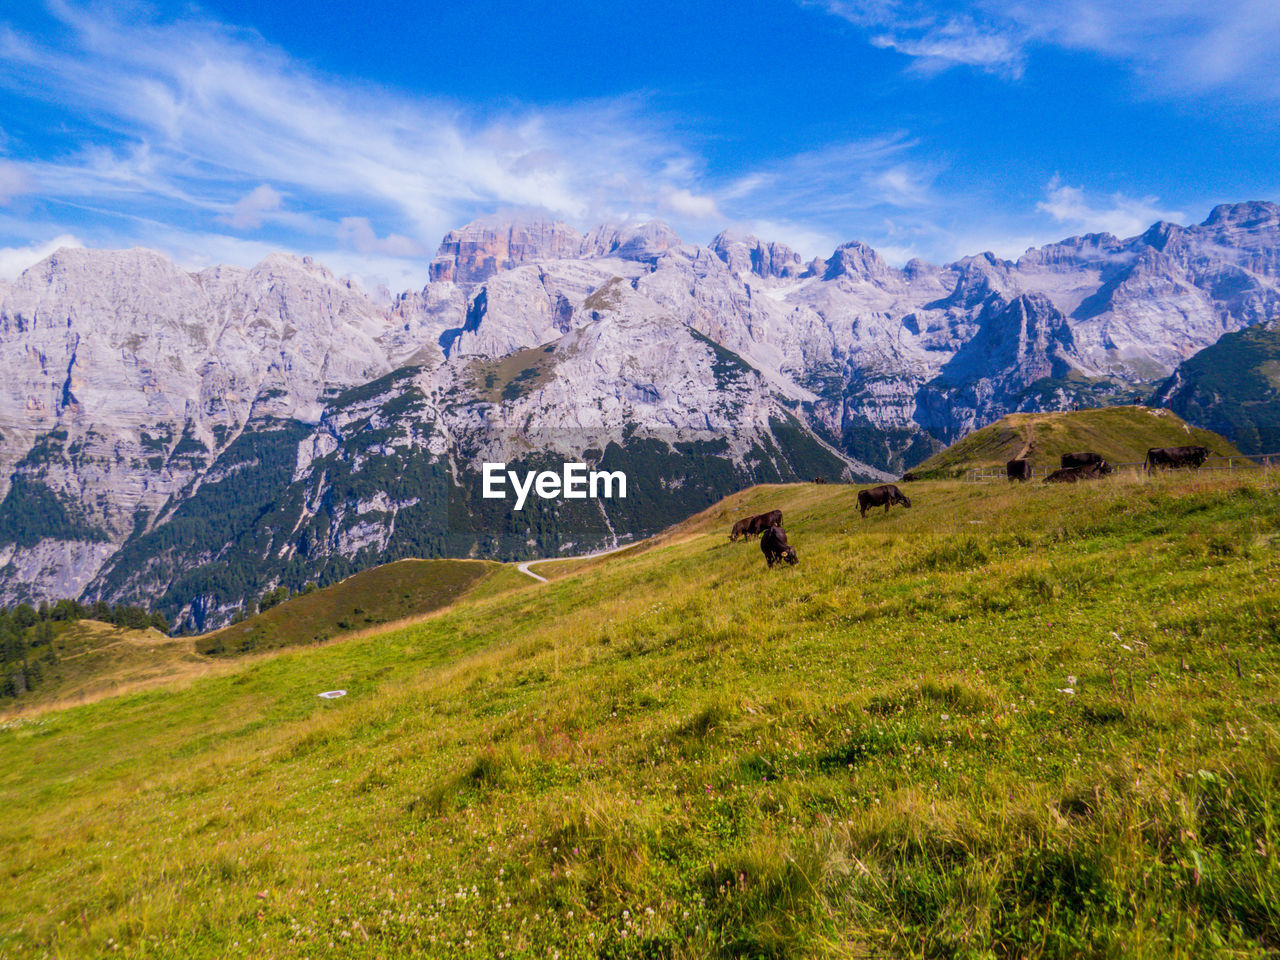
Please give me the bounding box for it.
[710,231,806,279]
[429,218,586,286]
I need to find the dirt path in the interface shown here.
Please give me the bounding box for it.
[515,543,636,583]
[1014,424,1035,461]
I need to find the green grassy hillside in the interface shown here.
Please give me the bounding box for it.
[1,620,210,712]
[1158,325,1280,454]
[912,405,1239,477]
[198,558,507,656]
[3,474,1280,957]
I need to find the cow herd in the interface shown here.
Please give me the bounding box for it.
[730,484,914,568]
[733,443,1219,569]
[1006,445,1215,483]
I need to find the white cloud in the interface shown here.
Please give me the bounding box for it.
[811,1,1026,76]
[870,20,1025,77]
[0,161,32,204]
[809,0,1280,96]
[1036,178,1184,238]
[659,187,722,221]
[336,217,426,257]
[0,233,83,280]
[223,184,282,229]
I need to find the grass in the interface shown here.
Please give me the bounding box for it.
[913,406,1240,477]
[464,344,560,404]
[3,473,1280,957]
[197,559,503,656]
[3,620,211,712]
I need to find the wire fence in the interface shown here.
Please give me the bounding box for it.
[964,453,1280,483]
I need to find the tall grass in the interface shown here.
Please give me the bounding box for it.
[2,473,1279,957]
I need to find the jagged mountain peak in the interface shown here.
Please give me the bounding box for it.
[822,240,895,283]
[1017,232,1125,269]
[429,217,586,285]
[1139,220,1186,253]
[710,231,805,279]
[581,220,682,262]
[1201,200,1280,229]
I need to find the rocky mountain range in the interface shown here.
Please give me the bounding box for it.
[2,200,1278,629]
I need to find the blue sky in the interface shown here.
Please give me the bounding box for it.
[1,0,1278,289]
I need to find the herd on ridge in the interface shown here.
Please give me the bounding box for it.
[731,444,1218,568]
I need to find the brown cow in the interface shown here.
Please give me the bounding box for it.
[761,525,798,567]
[812,476,828,484]
[1043,461,1112,483]
[731,509,783,540]
[857,484,911,518]
[900,472,919,482]
[1006,458,1032,482]
[1061,451,1105,469]
[1145,445,1212,473]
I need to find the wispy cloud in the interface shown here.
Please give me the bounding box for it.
[710,137,951,259]
[808,0,1280,97]
[1036,177,1184,239]
[808,1,1027,77]
[0,5,721,284]
[0,5,976,282]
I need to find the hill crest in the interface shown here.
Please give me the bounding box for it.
[910,405,1240,477]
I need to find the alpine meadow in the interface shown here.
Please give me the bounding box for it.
[3,461,1279,957]
[6,1,1280,956]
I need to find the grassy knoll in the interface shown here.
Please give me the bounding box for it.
[3,474,1280,957]
[913,406,1239,477]
[2,620,210,712]
[198,559,503,656]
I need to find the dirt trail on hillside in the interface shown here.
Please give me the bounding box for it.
[1013,424,1035,461]
[516,543,636,582]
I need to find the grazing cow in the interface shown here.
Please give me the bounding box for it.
[1145,445,1212,473]
[900,472,919,483]
[1043,461,1112,484]
[748,509,783,536]
[812,476,828,484]
[731,509,783,540]
[761,525,798,567]
[1006,458,1032,482]
[1061,451,1105,469]
[857,484,912,518]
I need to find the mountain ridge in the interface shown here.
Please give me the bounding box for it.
[2,200,1277,624]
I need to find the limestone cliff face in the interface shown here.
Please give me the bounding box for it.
[3,200,1280,619]
[428,218,586,285]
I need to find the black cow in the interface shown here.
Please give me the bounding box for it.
[761,525,798,567]
[1043,461,1112,484]
[900,472,919,483]
[1061,451,1105,469]
[1006,458,1032,482]
[1145,445,1212,473]
[857,484,911,518]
